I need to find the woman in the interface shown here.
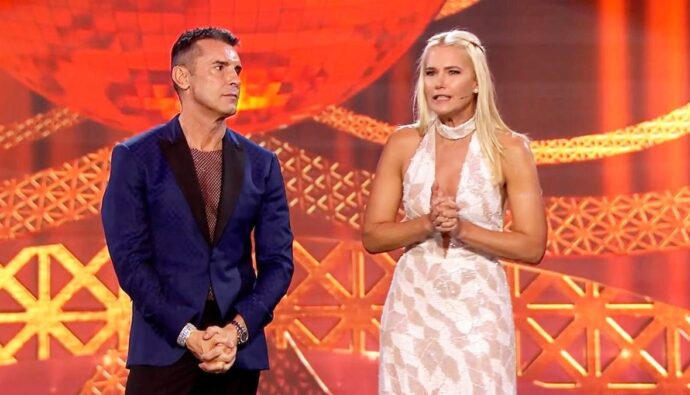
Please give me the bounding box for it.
[362,30,547,394]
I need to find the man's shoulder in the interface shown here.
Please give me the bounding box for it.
[228,129,274,159]
[119,122,171,151]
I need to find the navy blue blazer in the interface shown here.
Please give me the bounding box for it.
[101,115,294,369]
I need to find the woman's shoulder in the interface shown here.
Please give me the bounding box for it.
[497,130,530,149]
[379,124,425,168]
[388,124,423,143]
[497,130,535,165]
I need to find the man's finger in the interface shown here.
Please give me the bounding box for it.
[202,326,223,340]
[199,349,237,372]
[199,360,224,372]
[200,345,226,361]
[214,334,237,349]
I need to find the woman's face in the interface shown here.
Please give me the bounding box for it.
[423,45,477,121]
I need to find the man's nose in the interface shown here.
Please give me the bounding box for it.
[227,70,240,85]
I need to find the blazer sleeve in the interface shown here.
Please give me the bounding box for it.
[234,153,294,338]
[101,143,196,346]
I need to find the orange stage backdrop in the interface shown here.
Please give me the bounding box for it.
[0,1,689,394]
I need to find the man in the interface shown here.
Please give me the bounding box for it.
[101,27,294,394]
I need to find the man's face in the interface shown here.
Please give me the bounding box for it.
[184,39,242,118]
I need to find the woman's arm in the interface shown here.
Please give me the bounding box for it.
[362,128,434,254]
[454,132,547,264]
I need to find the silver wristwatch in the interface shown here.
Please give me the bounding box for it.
[230,320,248,345]
[177,323,197,347]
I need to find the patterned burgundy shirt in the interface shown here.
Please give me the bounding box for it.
[190,148,223,240]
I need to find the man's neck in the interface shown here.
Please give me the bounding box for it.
[178,110,226,151]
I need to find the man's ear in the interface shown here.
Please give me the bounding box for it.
[172,65,191,91]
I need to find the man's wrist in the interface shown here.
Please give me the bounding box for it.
[177,323,197,347]
[229,319,248,345]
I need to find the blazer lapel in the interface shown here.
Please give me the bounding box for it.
[213,132,245,245]
[159,122,212,245]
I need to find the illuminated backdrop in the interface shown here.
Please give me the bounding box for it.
[0,0,688,394]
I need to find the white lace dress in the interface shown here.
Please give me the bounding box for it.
[378,130,516,394]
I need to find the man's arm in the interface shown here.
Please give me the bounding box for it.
[102,143,196,345]
[233,153,294,339]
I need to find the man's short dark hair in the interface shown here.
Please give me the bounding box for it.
[171,26,239,68]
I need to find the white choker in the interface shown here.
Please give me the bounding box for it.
[437,117,476,140]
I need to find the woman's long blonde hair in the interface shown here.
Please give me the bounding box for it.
[413,30,513,184]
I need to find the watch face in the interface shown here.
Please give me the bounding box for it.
[233,321,248,343]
